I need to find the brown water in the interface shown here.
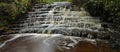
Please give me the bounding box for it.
[0,33,116,52]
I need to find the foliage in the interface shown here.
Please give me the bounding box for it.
[0,0,14,3]
[83,0,120,24]
[0,0,30,27]
[0,3,17,26]
[14,0,29,13]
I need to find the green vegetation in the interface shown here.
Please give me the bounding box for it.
[0,3,17,26]
[83,0,120,24]
[0,0,30,27]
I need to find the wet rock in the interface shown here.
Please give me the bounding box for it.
[73,40,116,52]
[73,41,98,52]
[0,33,116,52]
[0,35,14,42]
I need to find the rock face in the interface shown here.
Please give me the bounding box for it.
[73,41,116,52]
[0,33,116,52]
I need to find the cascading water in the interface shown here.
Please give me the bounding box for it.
[19,3,102,35]
[0,2,119,52]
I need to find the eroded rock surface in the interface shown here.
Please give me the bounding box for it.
[0,33,116,52]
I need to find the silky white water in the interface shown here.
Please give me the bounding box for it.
[19,2,102,35]
[1,2,117,52]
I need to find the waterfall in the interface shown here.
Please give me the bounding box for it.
[19,2,102,36]
[0,2,119,52]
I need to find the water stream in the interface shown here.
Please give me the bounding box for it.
[20,3,101,35]
[0,2,119,52]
